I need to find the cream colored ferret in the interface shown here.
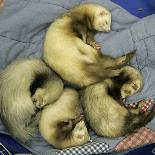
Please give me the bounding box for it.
[39,88,90,149]
[44,3,135,87]
[81,66,155,137]
[0,59,63,142]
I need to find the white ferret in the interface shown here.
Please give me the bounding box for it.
[44,3,135,87]
[81,66,155,137]
[0,59,63,142]
[39,88,90,149]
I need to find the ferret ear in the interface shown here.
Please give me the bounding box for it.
[99,10,108,16]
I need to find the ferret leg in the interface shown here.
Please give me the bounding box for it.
[106,69,121,78]
[74,24,101,50]
[32,78,63,109]
[32,88,46,108]
[86,31,101,50]
[100,51,135,69]
[120,79,142,100]
[77,25,101,50]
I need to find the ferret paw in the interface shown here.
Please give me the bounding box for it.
[32,88,47,109]
[116,55,127,65]
[72,121,90,143]
[109,69,121,77]
[116,51,135,66]
[89,41,101,50]
[121,79,142,100]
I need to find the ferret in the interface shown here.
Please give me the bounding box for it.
[0,59,63,142]
[81,66,155,137]
[43,3,135,87]
[39,88,90,149]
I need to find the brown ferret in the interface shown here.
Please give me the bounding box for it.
[43,3,135,87]
[81,66,155,137]
[39,88,90,149]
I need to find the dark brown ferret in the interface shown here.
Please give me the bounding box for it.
[44,3,135,87]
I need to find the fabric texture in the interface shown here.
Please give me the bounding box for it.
[57,141,110,155]
[0,0,154,154]
[0,143,12,155]
[114,127,155,151]
[127,99,154,113]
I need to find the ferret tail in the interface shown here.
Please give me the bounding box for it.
[99,51,136,70]
[10,124,36,143]
[124,103,155,134]
[85,51,136,81]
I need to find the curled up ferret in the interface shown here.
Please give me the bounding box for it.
[0,59,63,142]
[39,88,90,149]
[44,3,135,87]
[81,66,155,137]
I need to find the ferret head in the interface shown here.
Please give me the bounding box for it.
[93,6,111,32]
[83,4,111,32]
[55,119,89,149]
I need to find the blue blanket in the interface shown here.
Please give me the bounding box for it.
[0,0,154,154]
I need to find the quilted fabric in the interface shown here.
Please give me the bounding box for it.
[57,140,111,155]
[114,127,155,151]
[0,0,154,154]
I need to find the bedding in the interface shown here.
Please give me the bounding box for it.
[0,0,154,154]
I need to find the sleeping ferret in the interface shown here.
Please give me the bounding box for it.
[81,66,155,137]
[0,59,63,142]
[39,88,90,149]
[44,3,135,87]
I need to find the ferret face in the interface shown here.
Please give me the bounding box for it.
[93,7,111,32]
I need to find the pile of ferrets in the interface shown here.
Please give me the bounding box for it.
[0,3,154,149]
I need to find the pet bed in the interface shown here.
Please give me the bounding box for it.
[0,0,154,154]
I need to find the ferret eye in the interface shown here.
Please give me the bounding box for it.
[105,21,108,25]
[63,121,70,125]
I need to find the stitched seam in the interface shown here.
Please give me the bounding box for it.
[129,28,140,69]
[36,2,68,10]
[37,0,83,9]
[135,34,155,43]
[129,28,135,44]
[0,34,35,44]
[153,35,155,48]
[143,39,148,67]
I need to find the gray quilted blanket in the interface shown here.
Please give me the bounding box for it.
[0,0,154,154]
